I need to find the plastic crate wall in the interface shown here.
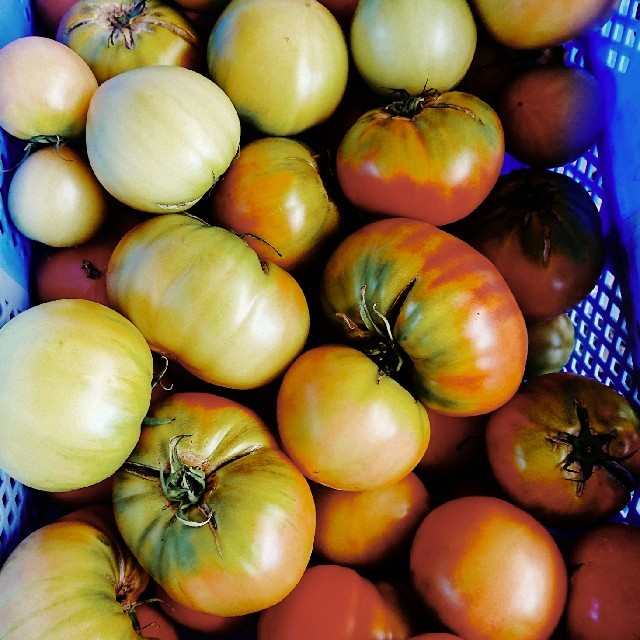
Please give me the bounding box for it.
[0,1,640,570]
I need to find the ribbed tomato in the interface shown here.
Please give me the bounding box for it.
[112,391,316,617]
[320,217,527,416]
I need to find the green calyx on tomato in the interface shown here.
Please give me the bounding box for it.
[549,398,638,497]
[384,88,485,124]
[336,281,415,378]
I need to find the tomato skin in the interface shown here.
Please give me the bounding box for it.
[85,65,240,214]
[207,0,349,136]
[450,169,605,320]
[312,472,431,567]
[57,0,203,84]
[107,213,310,390]
[211,136,341,271]
[8,145,108,247]
[257,564,412,640]
[497,65,605,168]
[276,344,431,491]
[410,496,568,640]
[321,217,528,416]
[336,91,504,226]
[0,35,98,140]
[33,0,78,36]
[564,522,640,640]
[469,0,621,49]
[0,298,153,492]
[0,509,149,639]
[524,313,575,378]
[350,0,477,95]
[112,392,316,618]
[485,372,640,529]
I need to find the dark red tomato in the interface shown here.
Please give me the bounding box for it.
[410,495,568,640]
[409,635,464,640]
[564,522,640,640]
[497,64,605,168]
[317,0,359,27]
[257,564,412,639]
[135,603,179,640]
[449,168,604,319]
[416,410,488,476]
[485,372,640,529]
[336,89,504,226]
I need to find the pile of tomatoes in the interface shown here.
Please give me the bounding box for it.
[0,0,639,639]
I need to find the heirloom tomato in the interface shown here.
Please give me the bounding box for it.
[0,507,149,639]
[350,0,477,95]
[276,343,431,490]
[497,64,605,168]
[135,604,180,640]
[524,313,575,378]
[468,0,621,49]
[8,144,108,247]
[410,496,568,640]
[450,168,605,319]
[207,0,349,136]
[85,65,240,213]
[257,564,412,640]
[112,392,316,617]
[485,372,640,529]
[321,217,527,416]
[106,213,310,390]
[57,0,203,84]
[336,89,504,226]
[312,471,431,567]
[0,298,153,492]
[211,136,341,271]
[564,522,640,640]
[0,35,97,141]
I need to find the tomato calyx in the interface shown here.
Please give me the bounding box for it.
[547,398,639,496]
[336,280,415,380]
[2,135,69,174]
[384,88,484,124]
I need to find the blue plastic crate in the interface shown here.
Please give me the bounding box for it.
[0,1,639,635]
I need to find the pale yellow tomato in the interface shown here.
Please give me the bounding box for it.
[207,0,349,136]
[8,145,108,247]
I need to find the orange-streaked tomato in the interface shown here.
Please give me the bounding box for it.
[321,217,528,416]
[336,90,504,226]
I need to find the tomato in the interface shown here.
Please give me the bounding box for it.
[33,0,78,36]
[497,65,605,168]
[321,217,527,416]
[564,522,640,640]
[7,144,108,247]
[106,213,310,390]
[468,0,621,49]
[485,372,640,529]
[85,65,240,214]
[57,0,203,84]
[409,635,464,640]
[276,343,431,490]
[416,410,488,476]
[350,0,477,96]
[0,507,149,639]
[45,475,115,510]
[336,89,504,226]
[524,313,575,378]
[312,471,431,567]
[257,564,412,639]
[33,207,143,306]
[0,35,98,141]
[0,298,153,492]
[410,495,568,640]
[112,391,316,617]
[207,0,349,136]
[153,582,256,634]
[135,603,180,640]
[317,0,360,27]
[449,168,605,319]
[210,136,341,271]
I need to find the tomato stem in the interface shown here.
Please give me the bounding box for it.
[384,88,484,124]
